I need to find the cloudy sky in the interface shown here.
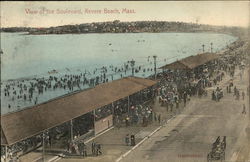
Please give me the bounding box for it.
[1,1,249,28]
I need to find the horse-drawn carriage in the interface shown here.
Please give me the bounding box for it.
[207,136,226,162]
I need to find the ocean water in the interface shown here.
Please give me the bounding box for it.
[0,32,237,114]
[1,32,236,81]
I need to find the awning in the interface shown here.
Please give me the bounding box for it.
[1,77,157,146]
[160,53,219,70]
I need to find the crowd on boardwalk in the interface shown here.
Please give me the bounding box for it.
[1,39,249,162]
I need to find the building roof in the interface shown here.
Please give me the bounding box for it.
[160,53,219,70]
[1,128,8,145]
[1,77,156,146]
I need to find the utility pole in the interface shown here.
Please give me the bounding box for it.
[0,50,3,89]
[42,132,45,162]
[202,44,205,53]
[127,96,130,113]
[153,55,157,80]
[130,59,135,76]
[249,68,250,119]
[210,42,213,53]
[93,109,96,135]
[5,145,7,162]
[70,120,73,142]
[111,102,114,115]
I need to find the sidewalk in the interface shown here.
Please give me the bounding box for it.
[235,67,250,162]
[55,97,186,162]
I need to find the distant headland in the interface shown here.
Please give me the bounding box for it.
[0,20,246,36]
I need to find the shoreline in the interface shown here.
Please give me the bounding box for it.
[0,32,239,82]
[1,36,247,115]
[0,30,238,37]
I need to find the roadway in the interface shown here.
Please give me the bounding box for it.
[121,68,250,162]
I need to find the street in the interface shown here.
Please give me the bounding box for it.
[121,69,250,162]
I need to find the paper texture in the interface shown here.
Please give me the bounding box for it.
[0,1,249,162]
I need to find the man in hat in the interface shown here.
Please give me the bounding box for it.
[130,135,135,146]
[125,134,130,146]
[242,104,246,114]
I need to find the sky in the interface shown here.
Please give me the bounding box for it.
[1,1,249,28]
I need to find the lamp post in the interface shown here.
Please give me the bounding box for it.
[153,55,157,80]
[130,59,135,76]
[42,132,45,162]
[70,120,73,142]
[5,145,7,162]
[127,96,130,113]
[202,44,205,53]
[0,49,3,84]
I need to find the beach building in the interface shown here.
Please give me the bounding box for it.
[1,77,157,161]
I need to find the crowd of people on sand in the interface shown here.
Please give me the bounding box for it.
[1,39,249,161]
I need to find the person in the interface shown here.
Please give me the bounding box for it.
[158,114,161,124]
[242,91,245,100]
[116,117,121,129]
[125,134,130,146]
[95,143,99,156]
[154,113,157,122]
[1,155,5,162]
[48,135,52,148]
[234,86,237,96]
[130,135,135,146]
[222,136,226,149]
[67,141,72,153]
[96,143,102,155]
[142,116,146,127]
[212,91,215,101]
[91,142,96,156]
[183,91,187,107]
[82,143,87,157]
[73,142,79,154]
[78,142,83,156]
[212,136,220,149]
[242,104,246,114]
[170,101,174,111]
[125,116,130,127]
[165,99,169,111]
[236,90,240,100]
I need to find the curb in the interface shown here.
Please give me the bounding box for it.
[115,117,174,162]
[48,154,64,162]
[31,157,42,162]
[49,126,114,162]
[85,126,114,144]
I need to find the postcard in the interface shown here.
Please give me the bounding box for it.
[0,1,249,162]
